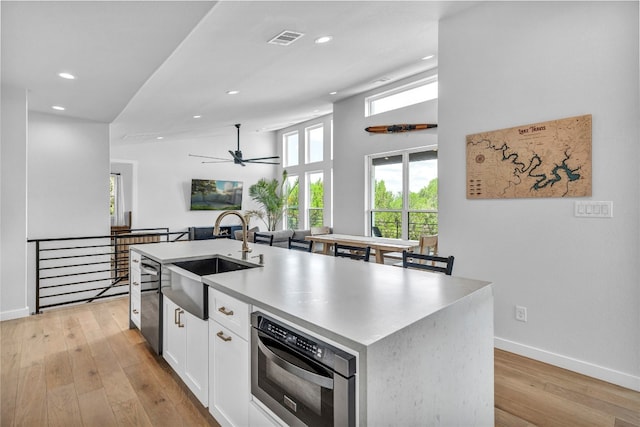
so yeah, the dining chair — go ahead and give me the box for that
[401,250,454,275]
[334,243,371,262]
[383,234,438,264]
[288,237,312,252]
[417,234,438,256]
[253,233,274,246]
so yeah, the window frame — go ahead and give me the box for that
[305,123,324,164]
[365,74,438,117]
[283,131,299,167]
[277,115,333,230]
[367,146,438,239]
[305,170,324,228]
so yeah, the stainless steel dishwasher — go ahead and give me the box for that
[139,257,162,354]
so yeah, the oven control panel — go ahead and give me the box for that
[252,311,357,377]
[263,319,324,359]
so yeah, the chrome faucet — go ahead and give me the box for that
[214,211,252,260]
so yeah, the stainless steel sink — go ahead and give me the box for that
[163,255,260,320]
[172,255,260,276]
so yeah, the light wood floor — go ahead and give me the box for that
[1,297,639,426]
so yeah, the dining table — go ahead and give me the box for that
[305,233,419,264]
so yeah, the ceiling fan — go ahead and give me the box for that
[189,123,280,167]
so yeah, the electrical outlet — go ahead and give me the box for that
[515,305,527,322]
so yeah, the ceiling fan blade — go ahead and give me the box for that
[189,154,230,161]
[200,159,233,164]
[243,155,281,161]
[244,160,281,165]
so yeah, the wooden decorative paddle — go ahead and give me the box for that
[365,124,437,133]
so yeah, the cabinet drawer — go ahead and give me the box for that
[130,250,142,267]
[130,293,141,329]
[209,288,249,340]
[130,268,142,298]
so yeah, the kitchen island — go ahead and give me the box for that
[131,238,494,426]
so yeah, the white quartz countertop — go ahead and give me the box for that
[132,239,491,352]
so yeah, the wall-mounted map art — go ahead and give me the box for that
[466,114,592,199]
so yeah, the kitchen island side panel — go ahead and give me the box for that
[365,285,494,426]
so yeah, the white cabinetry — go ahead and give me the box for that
[129,250,141,328]
[249,401,284,427]
[208,288,250,427]
[162,295,209,406]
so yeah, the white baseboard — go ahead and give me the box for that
[495,337,640,392]
[1,306,30,321]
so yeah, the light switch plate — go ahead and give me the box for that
[574,201,613,218]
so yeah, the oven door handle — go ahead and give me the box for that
[140,265,159,276]
[256,336,334,390]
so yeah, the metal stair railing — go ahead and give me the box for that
[28,228,188,313]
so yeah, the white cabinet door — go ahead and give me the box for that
[183,309,209,406]
[129,251,142,329]
[249,401,284,427]
[163,296,185,373]
[163,295,209,406]
[209,320,249,427]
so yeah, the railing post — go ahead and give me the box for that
[35,240,41,314]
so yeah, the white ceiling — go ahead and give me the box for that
[1,1,477,144]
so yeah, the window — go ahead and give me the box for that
[283,131,299,167]
[284,175,300,229]
[365,76,438,117]
[306,124,323,163]
[368,148,438,239]
[110,173,126,226]
[277,115,332,230]
[306,172,324,228]
[110,174,118,217]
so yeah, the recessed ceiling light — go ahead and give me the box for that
[193,115,202,119]
[422,55,435,60]
[156,136,164,140]
[52,105,65,111]
[226,90,239,95]
[58,72,75,80]
[329,91,337,95]
[315,35,333,44]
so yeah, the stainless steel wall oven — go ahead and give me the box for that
[251,312,356,427]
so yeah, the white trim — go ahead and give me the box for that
[495,337,640,392]
[1,306,30,321]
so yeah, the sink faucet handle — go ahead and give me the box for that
[252,254,264,265]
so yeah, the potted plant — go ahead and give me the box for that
[247,170,297,231]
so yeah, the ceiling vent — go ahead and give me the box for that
[268,30,304,46]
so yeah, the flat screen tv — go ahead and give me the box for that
[190,179,243,211]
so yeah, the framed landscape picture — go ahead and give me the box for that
[190,179,243,210]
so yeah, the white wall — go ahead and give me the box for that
[333,71,439,235]
[1,85,29,320]
[439,1,639,389]
[110,130,278,232]
[28,112,110,238]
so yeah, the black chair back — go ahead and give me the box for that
[401,250,454,275]
[334,243,371,262]
[288,237,312,252]
[254,233,274,246]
